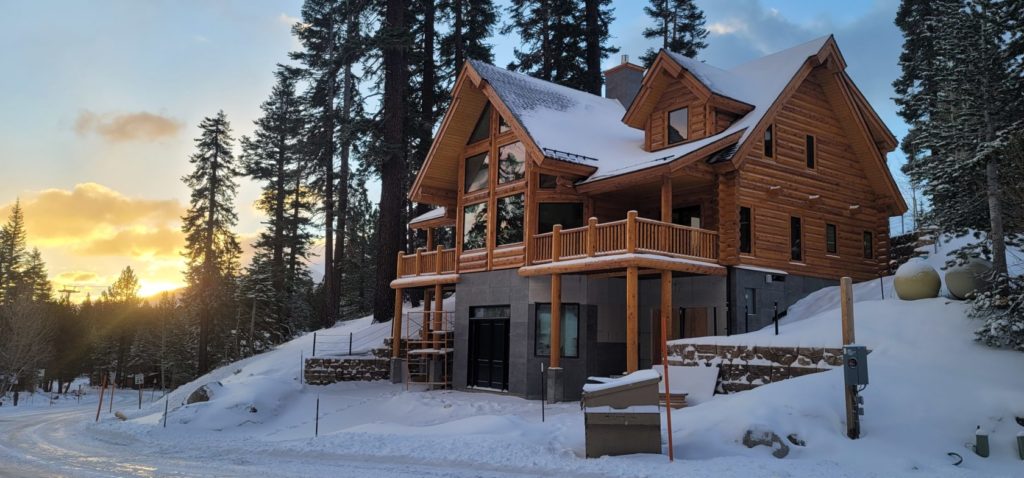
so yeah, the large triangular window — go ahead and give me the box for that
[467,104,491,144]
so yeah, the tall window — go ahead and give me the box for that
[495,194,524,246]
[535,304,580,358]
[538,203,584,233]
[863,231,874,259]
[764,125,774,158]
[790,216,803,261]
[805,135,815,169]
[468,104,491,144]
[667,107,688,144]
[464,152,489,192]
[826,223,837,254]
[497,141,526,183]
[739,206,752,254]
[463,202,488,250]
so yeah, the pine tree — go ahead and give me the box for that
[340,175,378,317]
[181,111,242,374]
[21,248,52,302]
[503,0,617,91]
[438,0,496,83]
[0,200,28,303]
[640,0,708,66]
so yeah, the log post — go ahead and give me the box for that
[550,274,562,369]
[391,288,404,359]
[552,224,562,262]
[426,228,434,250]
[661,175,672,251]
[414,248,422,276]
[396,251,404,277]
[626,210,638,254]
[840,277,860,439]
[433,283,443,348]
[421,289,432,342]
[626,266,639,373]
[435,245,444,274]
[660,269,675,461]
[586,217,597,257]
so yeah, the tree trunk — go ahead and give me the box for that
[986,156,1008,291]
[453,0,464,73]
[374,0,409,323]
[334,62,353,320]
[322,19,339,330]
[583,0,602,95]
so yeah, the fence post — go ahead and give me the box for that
[713,306,718,336]
[744,305,749,333]
[315,394,320,438]
[312,332,317,357]
[773,302,779,336]
[626,210,638,253]
[349,332,353,356]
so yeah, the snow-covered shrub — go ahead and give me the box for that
[970,275,1024,352]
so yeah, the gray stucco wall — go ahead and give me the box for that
[727,266,837,334]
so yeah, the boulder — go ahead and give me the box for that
[894,259,941,300]
[742,427,790,458]
[945,258,993,300]
[185,381,223,405]
[114,411,128,421]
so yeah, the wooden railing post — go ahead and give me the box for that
[626,210,638,254]
[396,251,404,277]
[586,217,597,257]
[552,225,562,262]
[414,248,422,276]
[435,245,443,274]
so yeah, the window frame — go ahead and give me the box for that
[805,134,816,169]
[739,206,753,255]
[463,151,490,194]
[534,303,581,358]
[467,104,492,145]
[863,231,874,259]
[825,223,838,255]
[494,193,525,247]
[461,200,489,251]
[790,215,803,262]
[496,140,526,185]
[666,107,689,145]
[763,124,775,159]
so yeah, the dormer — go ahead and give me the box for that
[623,50,753,152]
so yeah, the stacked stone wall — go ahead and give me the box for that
[304,357,390,385]
[667,343,844,393]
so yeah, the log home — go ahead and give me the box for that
[390,36,906,401]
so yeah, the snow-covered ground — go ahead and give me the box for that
[2,233,1022,477]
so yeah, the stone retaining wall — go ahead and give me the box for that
[667,343,843,393]
[304,357,390,385]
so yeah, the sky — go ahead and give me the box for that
[0,0,909,300]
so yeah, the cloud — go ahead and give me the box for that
[78,227,184,257]
[74,110,184,143]
[54,271,99,283]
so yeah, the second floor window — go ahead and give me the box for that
[790,216,803,261]
[497,141,526,183]
[464,152,489,193]
[863,231,874,259]
[463,202,488,250]
[495,194,524,246]
[826,223,837,254]
[739,206,752,254]
[667,107,688,144]
[764,125,774,158]
[805,135,816,169]
[468,104,491,144]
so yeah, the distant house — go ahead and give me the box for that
[390,35,906,401]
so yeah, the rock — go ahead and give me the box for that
[247,405,258,413]
[114,411,127,421]
[742,428,790,458]
[185,381,223,405]
[945,258,993,300]
[894,259,941,300]
[786,433,806,447]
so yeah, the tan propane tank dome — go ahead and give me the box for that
[894,259,941,300]
[945,258,993,300]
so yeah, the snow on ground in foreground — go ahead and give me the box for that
[88,272,1024,476]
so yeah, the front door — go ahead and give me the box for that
[468,318,510,390]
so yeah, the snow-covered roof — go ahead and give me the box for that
[408,207,450,229]
[467,36,831,184]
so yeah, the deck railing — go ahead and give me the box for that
[528,210,718,265]
[397,246,458,278]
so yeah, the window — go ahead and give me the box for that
[495,194,525,246]
[538,203,584,233]
[497,141,526,183]
[535,304,580,358]
[672,205,701,228]
[464,152,489,193]
[764,125,774,158]
[667,107,688,144]
[468,104,491,144]
[498,115,511,134]
[826,223,837,254]
[790,216,803,261]
[805,135,815,169]
[863,231,873,259]
[538,174,558,189]
[739,207,752,254]
[463,202,488,250]
[470,305,510,319]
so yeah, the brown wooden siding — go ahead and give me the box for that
[647,80,705,151]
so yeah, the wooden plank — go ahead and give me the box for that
[626,266,639,373]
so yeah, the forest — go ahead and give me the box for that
[1,0,1021,396]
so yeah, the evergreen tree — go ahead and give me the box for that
[340,175,378,317]
[0,200,28,303]
[438,0,496,83]
[181,111,242,374]
[21,248,52,302]
[640,0,708,66]
[502,0,617,91]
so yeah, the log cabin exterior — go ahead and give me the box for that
[391,36,906,401]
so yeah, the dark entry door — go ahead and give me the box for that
[468,318,510,390]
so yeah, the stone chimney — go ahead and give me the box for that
[603,54,644,108]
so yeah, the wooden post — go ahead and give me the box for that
[425,228,434,250]
[421,289,432,342]
[414,248,422,276]
[586,217,597,257]
[660,176,672,252]
[552,224,562,262]
[433,283,443,348]
[840,276,860,439]
[626,211,638,253]
[626,266,639,373]
[95,374,107,422]
[550,273,562,369]
[435,245,443,274]
[391,288,404,359]
[396,250,404,278]
[660,269,674,461]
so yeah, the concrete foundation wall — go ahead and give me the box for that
[728,267,837,334]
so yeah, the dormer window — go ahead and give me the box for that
[667,107,688,144]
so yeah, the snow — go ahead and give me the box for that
[896,256,940,277]
[581,369,661,393]
[651,365,719,405]
[409,206,446,226]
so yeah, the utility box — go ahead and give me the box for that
[581,370,662,458]
[843,345,869,386]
